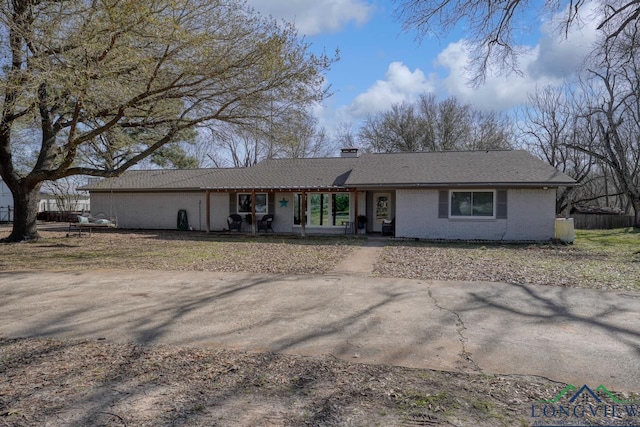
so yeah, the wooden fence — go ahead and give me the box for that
[572,214,635,229]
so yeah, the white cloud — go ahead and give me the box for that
[434,41,542,111]
[347,62,435,117]
[527,3,599,79]
[434,9,599,112]
[247,0,374,36]
[310,0,600,133]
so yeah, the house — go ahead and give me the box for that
[81,149,576,241]
[38,193,91,213]
[0,179,12,222]
[1,177,93,222]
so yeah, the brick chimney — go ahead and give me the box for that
[340,148,359,158]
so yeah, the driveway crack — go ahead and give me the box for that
[428,289,482,373]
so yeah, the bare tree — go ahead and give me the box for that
[566,28,640,226]
[437,97,472,150]
[358,94,512,152]
[210,129,261,168]
[181,129,219,168]
[333,122,359,150]
[394,0,640,82]
[209,108,334,167]
[272,112,335,159]
[466,110,515,150]
[0,0,335,241]
[359,102,430,152]
[41,177,81,213]
[519,85,596,214]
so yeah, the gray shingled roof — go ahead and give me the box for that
[79,168,245,191]
[345,150,575,187]
[243,157,360,189]
[81,150,575,192]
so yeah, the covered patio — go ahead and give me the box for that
[203,187,360,237]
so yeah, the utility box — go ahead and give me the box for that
[554,218,575,243]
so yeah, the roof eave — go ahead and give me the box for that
[201,186,356,192]
[348,181,576,188]
[86,181,576,192]
[85,187,203,192]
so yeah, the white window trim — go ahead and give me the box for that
[237,193,268,215]
[449,189,496,220]
[293,193,351,227]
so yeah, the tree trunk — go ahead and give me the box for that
[556,187,572,215]
[4,183,42,242]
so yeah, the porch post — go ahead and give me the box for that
[251,190,256,235]
[301,191,306,238]
[205,190,211,233]
[351,191,358,234]
[353,190,358,235]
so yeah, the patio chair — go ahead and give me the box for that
[381,217,395,236]
[257,214,274,233]
[227,214,242,232]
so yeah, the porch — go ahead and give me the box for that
[203,189,397,237]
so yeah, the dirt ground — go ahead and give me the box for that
[3,337,625,427]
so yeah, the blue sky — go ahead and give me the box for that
[247,0,599,131]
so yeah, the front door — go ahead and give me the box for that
[372,193,391,232]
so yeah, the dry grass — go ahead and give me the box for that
[0,227,362,275]
[1,226,637,291]
[375,229,640,291]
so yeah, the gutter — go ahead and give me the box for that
[348,181,577,189]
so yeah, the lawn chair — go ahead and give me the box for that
[382,217,395,236]
[227,214,242,232]
[257,214,274,233]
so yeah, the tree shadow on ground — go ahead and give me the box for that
[2,272,638,425]
[0,273,464,426]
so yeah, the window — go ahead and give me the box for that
[294,193,350,226]
[294,194,302,225]
[333,194,350,224]
[237,193,267,214]
[450,191,495,218]
[309,194,329,226]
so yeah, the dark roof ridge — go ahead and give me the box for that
[118,166,241,172]
[363,149,517,155]
[257,156,360,162]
